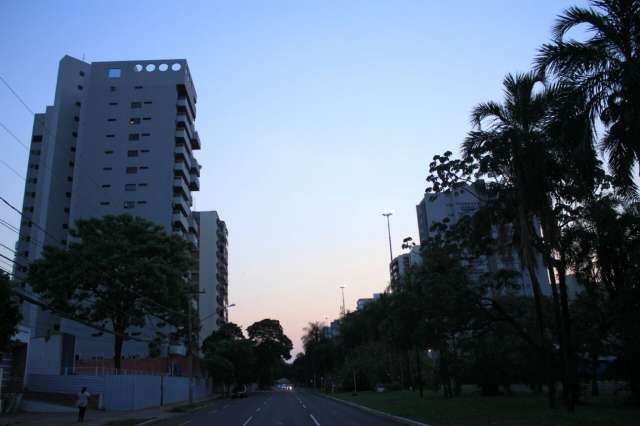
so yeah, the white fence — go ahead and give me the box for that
[25,374,211,411]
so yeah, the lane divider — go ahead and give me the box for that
[242,416,253,426]
[310,414,321,426]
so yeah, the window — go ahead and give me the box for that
[101,184,111,188]
[72,131,78,137]
[125,184,136,191]
[134,86,143,89]
[142,117,151,121]
[100,201,110,206]
[74,116,79,122]
[110,86,117,92]
[128,133,140,141]
[107,118,116,122]
[108,68,121,78]
[143,101,152,104]
[62,224,68,229]
[64,207,70,213]
[106,134,115,138]
[71,146,76,152]
[126,167,137,174]
[109,102,118,106]
[103,167,112,171]
[141,149,149,153]
[75,101,81,107]
[79,71,85,77]
[138,183,148,187]
[139,166,148,170]
[69,161,74,167]
[77,85,83,90]
[30,149,41,155]
[66,176,72,182]
[141,133,150,137]
[127,150,138,157]
[65,192,71,198]
[124,201,135,209]
[104,150,114,154]
[137,201,147,205]
[32,135,43,142]
[131,102,142,109]
[129,117,141,125]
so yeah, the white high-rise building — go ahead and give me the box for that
[14,56,203,361]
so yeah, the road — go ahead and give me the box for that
[156,390,404,426]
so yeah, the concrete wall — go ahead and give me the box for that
[25,373,211,411]
[26,336,63,375]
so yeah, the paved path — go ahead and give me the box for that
[157,390,403,426]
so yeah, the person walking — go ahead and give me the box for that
[76,386,91,422]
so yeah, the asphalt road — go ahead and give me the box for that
[157,390,404,426]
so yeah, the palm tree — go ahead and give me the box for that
[463,71,559,407]
[537,0,640,193]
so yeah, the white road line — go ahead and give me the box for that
[302,404,307,409]
[310,414,321,426]
[256,407,261,412]
[242,416,253,426]
[138,420,157,426]
[223,404,230,409]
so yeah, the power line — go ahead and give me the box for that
[0,242,16,254]
[0,120,30,151]
[0,195,63,246]
[0,158,26,181]
[0,217,19,233]
[0,75,35,115]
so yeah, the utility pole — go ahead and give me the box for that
[339,286,346,317]
[187,297,193,404]
[382,212,393,262]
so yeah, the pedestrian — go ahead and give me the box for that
[76,386,91,422]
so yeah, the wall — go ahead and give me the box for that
[26,336,63,375]
[25,373,211,411]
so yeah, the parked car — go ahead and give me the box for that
[231,385,248,398]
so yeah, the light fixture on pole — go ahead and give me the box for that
[382,211,394,262]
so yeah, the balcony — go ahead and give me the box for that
[190,156,200,177]
[189,174,200,191]
[175,129,193,152]
[173,195,191,216]
[187,231,198,247]
[172,212,189,233]
[192,131,201,150]
[177,95,196,120]
[173,178,191,203]
[174,144,192,170]
[173,160,190,180]
[188,215,199,234]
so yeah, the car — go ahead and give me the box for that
[231,385,248,398]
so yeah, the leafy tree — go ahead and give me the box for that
[27,215,192,369]
[537,0,640,192]
[248,319,293,387]
[0,272,22,349]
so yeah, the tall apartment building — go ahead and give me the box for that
[415,186,551,297]
[14,55,201,359]
[389,245,423,283]
[193,211,229,345]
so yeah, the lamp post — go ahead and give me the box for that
[339,286,346,317]
[382,212,394,262]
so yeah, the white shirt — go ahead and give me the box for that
[77,391,91,407]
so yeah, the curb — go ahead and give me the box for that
[311,392,430,426]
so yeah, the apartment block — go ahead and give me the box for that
[14,55,202,360]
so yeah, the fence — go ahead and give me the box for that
[25,374,211,411]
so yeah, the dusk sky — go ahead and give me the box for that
[0,0,586,355]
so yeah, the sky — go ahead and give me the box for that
[0,0,589,355]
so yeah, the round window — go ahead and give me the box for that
[146,64,156,72]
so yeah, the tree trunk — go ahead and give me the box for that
[114,332,124,371]
[547,264,568,404]
[415,346,424,399]
[558,263,577,411]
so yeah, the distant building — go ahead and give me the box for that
[390,245,423,283]
[194,211,229,345]
[415,186,551,297]
[330,319,341,338]
[356,293,383,311]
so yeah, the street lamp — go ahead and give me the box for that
[339,286,346,317]
[382,211,394,262]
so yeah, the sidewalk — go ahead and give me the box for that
[0,397,219,426]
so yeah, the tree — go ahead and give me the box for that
[537,0,640,192]
[28,214,192,369]
[247,319,293,387]
[0,272,22,349]
[202,322,256,394]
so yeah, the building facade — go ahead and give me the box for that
[390,245,423,283]
[193,211,229,345]
[14,55,202,359]
[415,186,551,298]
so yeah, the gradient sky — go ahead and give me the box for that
[0,0,588,355]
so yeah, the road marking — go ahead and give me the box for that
[256,407,261,412]
[138,420,157,426]
[302,404,307,409]
[223,404,230,409]
[310,414,321,426]
[242,416,253,426]
[178,421,192,426]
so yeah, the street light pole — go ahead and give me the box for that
[382,212,394,262]
[339,286,346,317]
